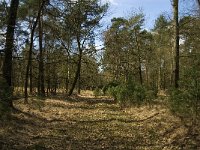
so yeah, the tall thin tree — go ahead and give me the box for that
[3,0,19,86]
[38,0,45,97]
[172,0,180,88]
[2,0,19,107]
[24,0,46,103]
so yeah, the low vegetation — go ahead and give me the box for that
[0,95,199,149]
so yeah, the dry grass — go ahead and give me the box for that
[0,96,199,150]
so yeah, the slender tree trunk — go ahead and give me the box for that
[157,66,161,91]
[78,74,81,94]
[2,0,19,107]
[170,46,174,86]
[24,0,46,103]
[145,60,149,87]
[68,35,82,96]
[3,0,19,86]
[135,30,143,85]
[197,0,200,16]
[163,60,166,90]
[66,41,71,93]
[38,6,45,97]
[30,62,33,94]
[197,0,200,8]
[65,57,70,93]
[173,0,180,88]
[28,5,33,95]
[138,56,143,85]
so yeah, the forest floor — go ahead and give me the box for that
[0,94,199,150]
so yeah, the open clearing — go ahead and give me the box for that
[0,96,199,150]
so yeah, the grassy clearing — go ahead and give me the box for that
[0,96,199,150]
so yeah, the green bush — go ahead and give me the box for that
[107,86,118,100]
[145,90,157,105]
[0,77,12,120]
[133,84,146,105]
[102,81,119,95]
[169,66,200,121]
[93,87,102,97]
[107,80,148,106]
[0,77,12,101]
[0,101,11,120]
[169,88,198,118]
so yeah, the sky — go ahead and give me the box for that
[102,0,172,30]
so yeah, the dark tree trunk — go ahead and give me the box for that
[138,56,143,85]
[197,0,200,7]
[134,29,143,85]
[65,77,69,93]
[29,61,33,94]
[68,35,82,96]
[173,0,180,88]
[2,0,19,107]
[3,0,19,86]
[78,74,81,94]
[38,7,45,97]
[24,0,46,103]
[197,0,200,16]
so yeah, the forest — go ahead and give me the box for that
[0,0,200,149]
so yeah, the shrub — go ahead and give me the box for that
[0,77,12,120]
[0,77,12,101]
[169,66,200,122]
[102,81,119,95]
[145,90,157,105]
[107,80,147,107]
[132,84,146,105]
[93,87,102,97]
[107,86,118,100]
[0,101,11,120]
[169,88,198,118]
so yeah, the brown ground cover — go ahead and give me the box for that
[0,95,199,149]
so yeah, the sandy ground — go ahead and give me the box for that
[0,96,199,150]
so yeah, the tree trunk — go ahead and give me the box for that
[2,0,19,107]
[3,0,19,86]
[145,59,149,87]
[170,46,174,86]
[197,0,200,7]
[138,56,143,85]
[38,5,45,97]
[78,74,81,94]
[68,35,82,96]
[197,0,200,16]
[24,0,46,103]
[173,0,180,89]
[135,30,143,85]
[30,61,33,94]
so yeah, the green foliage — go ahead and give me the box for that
[0,77,12,101]
[0,77,12,119]
[107,85,127,104]
[169,79,200,118]
[107,80,149,106]
[93,88,102,97]
[102,81,119,95]
[169,53,200,121]
[0,101,11,120]
[169,89,191,116]
[133,84,146,104]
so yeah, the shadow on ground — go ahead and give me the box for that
[0,96,199,150]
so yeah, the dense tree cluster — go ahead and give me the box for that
[0,0,108,103]
[102,1,200,119]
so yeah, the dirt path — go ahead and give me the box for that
[0,96,198,149]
